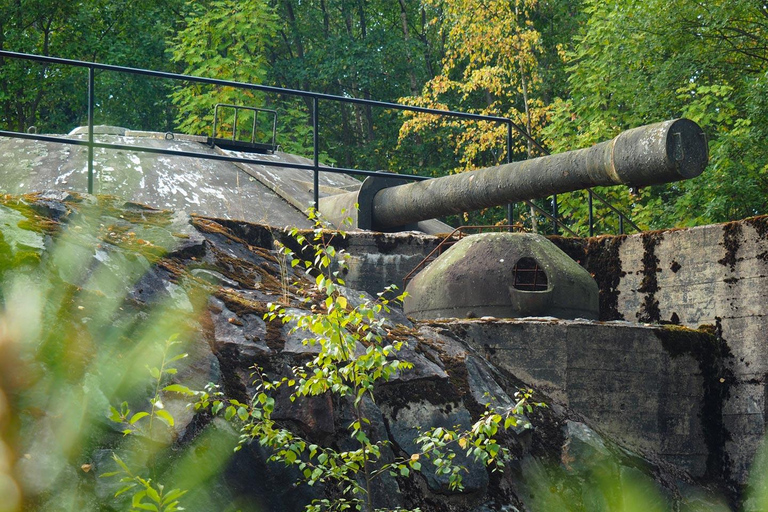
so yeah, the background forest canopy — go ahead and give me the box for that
[1,0,767,233]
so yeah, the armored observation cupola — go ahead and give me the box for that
[403,232,599,320]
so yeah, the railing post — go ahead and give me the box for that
[233,107,238,141]
[506,121,513,231]
[313,96,319,210]
[588,190,594,237]
[552,194,558,235]
[87,67,95,195]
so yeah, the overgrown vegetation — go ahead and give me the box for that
[0,198,539,511]
[190,210,541,511]
[5,196,768,510]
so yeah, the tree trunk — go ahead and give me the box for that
[398,0,420,96]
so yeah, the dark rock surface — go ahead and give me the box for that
[0,193,731,511]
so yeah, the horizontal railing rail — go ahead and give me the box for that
[0,50,638,235]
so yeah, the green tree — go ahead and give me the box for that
[0,0,182,133]
[268,0,443,170]
[168,0,279,137]
[396,0,578,227]
[546,0,768,231]
[400,0,551,169]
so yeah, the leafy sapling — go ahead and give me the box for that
[100,453,187,512]
[413,389,542,491]
[103,334,195,510]
[199,209,544,511]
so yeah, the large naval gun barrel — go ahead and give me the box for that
[319,118,708,231]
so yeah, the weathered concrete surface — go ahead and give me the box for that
[334,218,768,488]
[434,318,732,481]
[0,127,363,228]
[334,230,444,297]
[281,215,768,491]
[0,193,731,511]
[549,217,768,486]
[331,222,766,494]
[404,233,599,320]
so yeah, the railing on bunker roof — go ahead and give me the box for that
[0,50,640,237]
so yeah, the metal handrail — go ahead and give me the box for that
[211,103,278,151]
[522,199,579,237]
[586,188,643,235]
[0,50,638,235]
[0,50,521,202]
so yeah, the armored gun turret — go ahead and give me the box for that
[320,119,708,321]
[319,118,707,232]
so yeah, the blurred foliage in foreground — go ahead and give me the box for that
[0,193,219,511]
[0,193,766,511]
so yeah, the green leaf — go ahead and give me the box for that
[108,406,122,423]
[129,412,150,424]
[156,410,175,427]
[163,384,194,395]
[168,353,189,363]
[132,490,148,507]
[146,485,162,503]
[113,454,131,472]
[134,503,159,511]
[162,488,188,505]
[114,483,137,497]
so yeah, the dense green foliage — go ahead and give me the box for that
[544,0,768,231]
[1,0,767,229]
[0,0,184,132]
[169,0,279,137]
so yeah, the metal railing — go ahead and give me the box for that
[210,103,278,153]
[0,50,639,236]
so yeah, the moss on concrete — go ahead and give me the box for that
[637,231,663,323]
[718,221,743,272]
[656,323,736,498]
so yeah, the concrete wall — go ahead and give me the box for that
[339,216,768,485]
[341,231,442,296]
[565,216,768,485]
[436,319,725,480]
